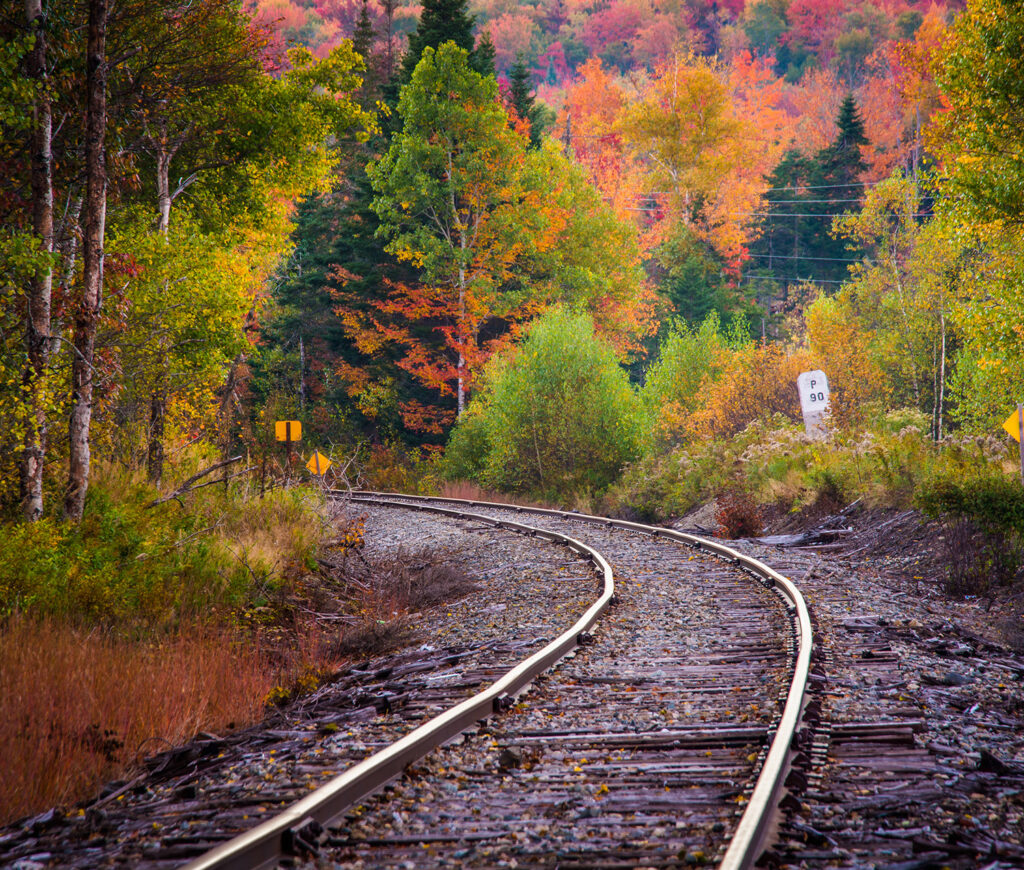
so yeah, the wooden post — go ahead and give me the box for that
[1018,403,1023,486]
[285,421,295,477]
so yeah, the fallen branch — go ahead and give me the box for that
[145,456,243,508]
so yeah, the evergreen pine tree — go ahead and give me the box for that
[749,95,869,293]
[507,54,541,147]
[748,150,823,287]
[352,0,382,106]
[401,0,477,80]
[813,94,868,279]
[820,94,869,186]
[352,0,375,60]
[473,30,496,77]
[254,167,437,445]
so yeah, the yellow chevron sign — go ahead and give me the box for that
[1003,408,1024,442]
[306,451,331,475]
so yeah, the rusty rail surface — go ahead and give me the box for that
[347,490,814,870]
[181,497,614,870]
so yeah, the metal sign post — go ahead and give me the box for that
[275,420,302,477]
[1000,405,1024,485]
[1019,403,1023,486]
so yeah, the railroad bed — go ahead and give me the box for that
[0,494,807,870]
[344,495,1024,870]
[319,496,795,868]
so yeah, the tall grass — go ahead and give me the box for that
[0,615,334,825]
[603,411,1018,523]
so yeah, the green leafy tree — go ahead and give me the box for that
[445,308,642,495]
[930,0,1024,430]
[369,43,535,416]
[934,0,1024,224]
[833,173,958,438]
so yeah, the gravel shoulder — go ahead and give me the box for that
[728,538,1024,869]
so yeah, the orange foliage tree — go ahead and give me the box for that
[621,53,767,271]
[560,58,643,228]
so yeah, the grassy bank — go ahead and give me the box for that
[0,463,337,825]
[602,410,1015,523]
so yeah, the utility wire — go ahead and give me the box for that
[740,211,932,218]
[763,197,867,204]
[745,252,868,263]
[741,275,849,284]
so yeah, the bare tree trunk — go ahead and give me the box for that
[156,145,172,233]
[21,0,53,522]
[298,335,305,411]
[936,311,946,441]
[146,385,165,487]
[456,281,465,417]
[65,0,107,521]
[147,138,171,486]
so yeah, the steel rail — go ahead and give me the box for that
[347,490,814,870]
[181,497,614,870]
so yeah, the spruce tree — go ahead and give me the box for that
[352,0,375,60]
[473,30,496,77]
[507,54,541,147]
[749,95,869,291]
[401,0,477,80]
[813,94,868,278]
[351,0,381,106]
[821,94,868,186]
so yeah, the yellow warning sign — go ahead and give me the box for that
[306,450,332,475]
[275,420,302,442]
[1003,408,1024,442]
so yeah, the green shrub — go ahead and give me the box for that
[0,466,324,628]
[917,473,1024,594]
[917,473,1024,535]
[641,313,732,421]
[444,308,643,498]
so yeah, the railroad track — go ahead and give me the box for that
[177,491,813,870]
[0,493,814,870]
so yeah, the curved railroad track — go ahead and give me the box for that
[0,492,814,870]
[178,491,813,870]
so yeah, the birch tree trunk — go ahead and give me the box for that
[65,0,108,521]
[21,0,53,521]
[146,135,171,485]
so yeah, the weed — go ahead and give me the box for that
[319,543,477,658]
[715,488,764,539]
[917,473,1024,595]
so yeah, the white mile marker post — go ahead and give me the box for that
[797,370,831,439]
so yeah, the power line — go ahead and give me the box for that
[741,274,848,284]
[740,211,933,218]
[745,252,868,264]
[763,197,866,204]
[761,180,884,192]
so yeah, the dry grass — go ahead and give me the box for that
[323,539,478,658]
[0,615,336,826]
[437,480,558,509]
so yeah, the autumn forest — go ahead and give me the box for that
[2,0,1024,827]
